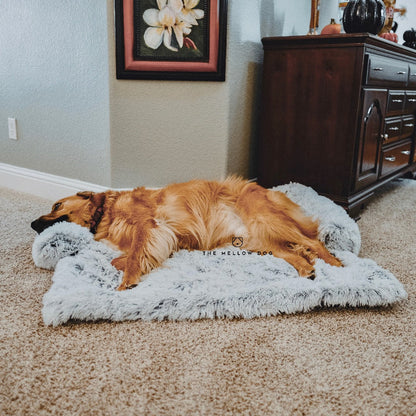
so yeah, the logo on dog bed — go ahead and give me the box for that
[232,237,244,248]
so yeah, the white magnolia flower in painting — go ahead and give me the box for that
[143,0,184,51]
[173,16,193,47]
[180,0,205,25]
[143,0,203,52]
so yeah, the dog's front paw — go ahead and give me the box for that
[298,266,316,280]
[116,272,141,291]
[306,269,316,280]
[116,282,138,291]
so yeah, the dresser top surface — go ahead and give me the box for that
[262,33,416,59]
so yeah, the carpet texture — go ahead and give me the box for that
[1,179,415,415]
[31,184,406,325]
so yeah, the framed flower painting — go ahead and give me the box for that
[115,0,228,81]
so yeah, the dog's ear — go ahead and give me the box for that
[90,192,106,208]
[76,191,95,200]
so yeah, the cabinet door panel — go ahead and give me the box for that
[355,89,387,190]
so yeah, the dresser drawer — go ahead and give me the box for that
[401,116,415,138]
[405,92,416,114]
[384,117,402,143]
[387,91,405,115]
[409,64,416,88]
[380,141,412,178]
[366,54,408,87]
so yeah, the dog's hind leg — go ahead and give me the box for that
[300,240,342,267]
[287,240,342,268]
[247,242,317,278]
[237,183,342,276]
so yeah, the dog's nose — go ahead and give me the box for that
[31,215,69,234]
[31,219,44,234]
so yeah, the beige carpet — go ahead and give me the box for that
[1,180,415,416]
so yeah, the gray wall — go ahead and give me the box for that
[394,0,416,42]
[1,0,341,188]
[0,0,111,186]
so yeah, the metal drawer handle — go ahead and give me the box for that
[396,71,406,75]
[373,67,384,71]
[408,99,416,102]
[389,126,400,131]
[392,99,403,103]
[404,123,414,128]
[401,150,411,156]
[385,156,396,162]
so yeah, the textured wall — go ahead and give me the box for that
[0,0,111,186]
[227,0,327,178]
[107,1,231,188]
[107,0,229,187]
[108,0,314,188]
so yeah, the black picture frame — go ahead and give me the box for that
[115,0,228,81]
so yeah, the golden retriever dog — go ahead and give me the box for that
[31,177,342,290]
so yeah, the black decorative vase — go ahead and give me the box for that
[403,29,416,49]
[342,0,386,35]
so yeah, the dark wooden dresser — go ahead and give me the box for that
[257,34,416,217]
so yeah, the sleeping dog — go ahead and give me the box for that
[31,177,342,290]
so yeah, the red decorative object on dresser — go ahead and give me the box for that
[257,33,416,218]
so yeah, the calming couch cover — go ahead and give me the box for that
[32,183,406,326]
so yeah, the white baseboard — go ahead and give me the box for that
[0,163,109,201]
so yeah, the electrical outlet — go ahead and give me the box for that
[8,118,17,140]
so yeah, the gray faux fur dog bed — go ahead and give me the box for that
[32,183,407,326]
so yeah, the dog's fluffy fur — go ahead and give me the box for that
[31,177,342,290]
